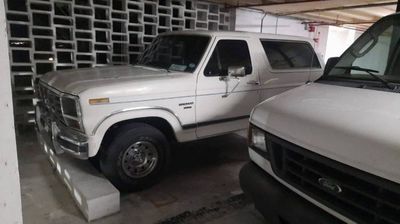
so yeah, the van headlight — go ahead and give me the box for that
[248,125,267,152]
[61,94,84,131]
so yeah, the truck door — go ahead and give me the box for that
[258,39,323,100]
[195,37,262,138]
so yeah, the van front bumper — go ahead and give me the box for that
[35,105,89,160]
[239,162,345,224]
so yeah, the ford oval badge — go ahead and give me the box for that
[318,178,342,194]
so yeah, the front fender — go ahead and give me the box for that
[87,107,189,157]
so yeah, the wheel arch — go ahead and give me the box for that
[100,117,177,150]
[88,108,185,157]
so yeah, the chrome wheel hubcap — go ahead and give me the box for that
[121,141,158,178]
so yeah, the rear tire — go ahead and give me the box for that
[99,123,170,191]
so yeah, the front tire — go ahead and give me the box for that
[99,123,170,191]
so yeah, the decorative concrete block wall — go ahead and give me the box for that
[5,0,232,130]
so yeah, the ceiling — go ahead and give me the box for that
[211,0,398,30]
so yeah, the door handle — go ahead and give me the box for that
[247,80,260,85]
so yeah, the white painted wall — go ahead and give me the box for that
[0,1,23,224]
[324,26,359,61]
[235,8,310,37]
[314,25,330,60]
[234,8,365,62]
[235,8,328,60]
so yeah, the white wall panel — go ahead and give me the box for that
[235,8,329,61]
[0,1,23,223]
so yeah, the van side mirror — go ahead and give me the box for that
[324,57,340,75]
[228,66,246,77]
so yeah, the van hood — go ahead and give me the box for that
[40,65,173,95]
[251,83,400,184]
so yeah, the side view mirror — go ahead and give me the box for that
[324,57,340,75]
[228,66,246,77]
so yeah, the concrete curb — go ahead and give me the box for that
[38,136,120,221]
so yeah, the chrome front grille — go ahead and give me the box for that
[38,83,64,123]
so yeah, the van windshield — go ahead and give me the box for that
[137,35,210,73]
[324,14,400,85]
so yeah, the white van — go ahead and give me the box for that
[36,30,323,190]
[241,13,400,224]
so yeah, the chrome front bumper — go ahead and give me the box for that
[35,104,89,160]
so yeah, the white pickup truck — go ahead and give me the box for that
[241,13,400,224]
[36,30,323,191]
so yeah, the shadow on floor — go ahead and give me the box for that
[171,133,249,172]
[17,131,264,224]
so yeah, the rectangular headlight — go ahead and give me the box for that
[248,125,268,153]
[61,94,84,131]
[61,96,79,117]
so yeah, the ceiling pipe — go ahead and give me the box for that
[226,0,326,9]
[302,20,376,26]
[304,22,368,30]
[260,11,267,33]
[303,20,372,31]
[275,16,280,34]
[259,11,280,34]
[278,1,398,16]
[334,25,367,32]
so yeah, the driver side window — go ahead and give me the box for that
[204,40,252,77]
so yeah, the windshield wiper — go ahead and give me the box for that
[136,63,171,73]
[336,66,395,90]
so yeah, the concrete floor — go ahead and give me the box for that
[18,132,266,224]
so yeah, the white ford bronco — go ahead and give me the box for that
[241,13,400,224]
[36,30,323,191]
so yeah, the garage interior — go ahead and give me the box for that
[1,0,399,223]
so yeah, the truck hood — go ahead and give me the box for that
[40,65,171,95]
[251,83,400,184]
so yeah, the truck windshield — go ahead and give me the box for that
[137,35,210,73]
[324,14,400,85]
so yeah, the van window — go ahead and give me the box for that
[352,27,392,75]
[326,15,400,84]
[261,40,321,70]
[204,40,252,76]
